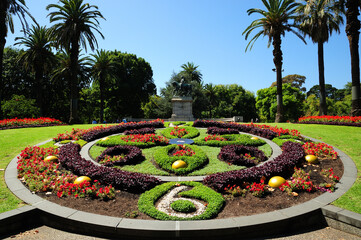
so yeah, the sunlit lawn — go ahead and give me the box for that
[0,123,360,214]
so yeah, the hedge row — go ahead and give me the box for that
[58,143,161,193]
[193,120,278,139]
[96,134,169,148]
[95,145,145,167]
[203,141,305,191]
[194,134,265,147]
[82,120,164,142]
[123,127,155,135]
[206,127,239,135]
[138,181,224,220]
[154,144,208,175]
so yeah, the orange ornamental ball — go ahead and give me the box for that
[74,176,91,185]
[172,160,187,169]
[251,136,259,140]
[305,155,318,164]
[44,155,58,163]
[101,137,110,141]
[268,176,286,188]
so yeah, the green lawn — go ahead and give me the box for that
[0,123,360,214]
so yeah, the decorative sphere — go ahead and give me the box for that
[172,160,187,169]
[268,176,286,188]
[251,136,259,140]
[44,155,58,163]
[74,176,91,185]
[101,137,109,141]
[305,155,318,164]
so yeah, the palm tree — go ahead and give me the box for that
[0,0,35,119]
[343,0,361,116]
[180,62,203,83]
[243,0,306,123]
[14,24,56,115]
[46,0,105,124]
[297,0,344,116]
[90,49,116,123]
[204,83,217,118]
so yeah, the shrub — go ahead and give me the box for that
[153,144,208,175]
[2,95,40,119]
[161,126,200,139]
[171,200,196,213]
[123,128,155,135]
[207,127,239,135]
[95,145,144,166]
[203,142,305,192]
[218,145,267,167]
[195,134,265,147]
[138,181,224,220]
[58,143,161,193]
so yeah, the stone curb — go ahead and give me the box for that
[3,135,359,239]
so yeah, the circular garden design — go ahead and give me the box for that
[16,119,344,221]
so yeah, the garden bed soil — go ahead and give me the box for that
[38,157,343,220]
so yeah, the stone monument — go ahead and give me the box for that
[169,77,194,121]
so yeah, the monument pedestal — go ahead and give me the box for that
[169,96,194,121]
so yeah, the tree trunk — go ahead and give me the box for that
[69,39,80,124]
[0,2,7,119]
[318,41,327,115]
[273,33,284,123]
[34,65,44,116]
[99,73,104,123]
[346,0,361,116]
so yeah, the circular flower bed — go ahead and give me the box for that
[95,145,144,166]
[218,145,267,167]
[194,134,265,147]
[97,134,169,148]
[161,126,200,139]
[153,144,208,175]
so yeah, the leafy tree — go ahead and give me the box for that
[256,84,305,122]
[90,49,116,123]
[106,51,156,120]
[47,0,104,123]
[307,84,338,98]
[2,94,39,118]
[270,74,306,93]
[203,83,217,118]
[297,0,344,116]
[243,0,306,122]
[14,24,56,116]
[0,0,35,119]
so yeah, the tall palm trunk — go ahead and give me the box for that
[69,39,80,124]
[273,33,284,123]
[346,0,361,116]
[0,3,7,119]
[318,41,327,115]
[99,72,104,123]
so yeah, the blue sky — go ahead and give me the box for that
[5,0,352,95]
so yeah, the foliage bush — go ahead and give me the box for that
[153,144,208,175]
[95,145,145,166]
[206,127,239,135]
[195,134,265,147]
[272,135,302,147]
[2,95,40,119]
[58,143,161,193]
[123,127,155,135]
[203,142,305,192]
[138,181,224,220]
[171,200,196,213]
[161,126,200,139]
[218,145,267,167]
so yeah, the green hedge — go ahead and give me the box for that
[272,135,302,147]
[153,144,208,175]
[138,181,224,220]
[194,134,265,147]
[96,135,169,148]
[161,126,200,139]
[171,200,196,213]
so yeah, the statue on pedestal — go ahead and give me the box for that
[171,77,192,97]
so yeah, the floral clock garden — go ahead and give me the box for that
[16,119,343,221]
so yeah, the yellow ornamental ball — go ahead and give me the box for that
[172,160,187,169]
[268,176,286,188]
[251,136,259,140]
[44,155,58,163]
[74,176,91,185]
[101,137,110,141]
[305,155,318,164]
